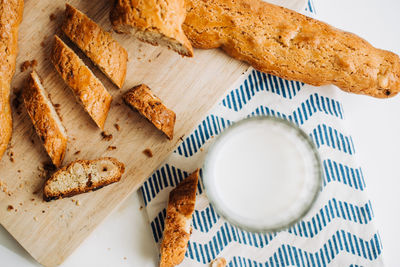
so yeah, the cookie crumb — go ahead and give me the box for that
[107,146,117,151]
[42,210,45,213]
[76,200,80,206]
[211,257,227,267]
[20,60,37,72]
[74,150,81,155]
[40,41,46,48]
[114,123,120,131]
[7,205,13,211]
[142,148,153,158]
[49,13,56,21]
[33,216,38,221]
[139,205,143,210]
[101,131,113,141]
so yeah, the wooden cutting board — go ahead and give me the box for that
[0,1,248,266]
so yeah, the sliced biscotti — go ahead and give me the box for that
[51,35,112,129]
[22,71,67,167]
[110,0,193,57]
[62,4,128,88]
[160,169,199,267]
[44,157,125,201]
[183,0,400,98]
[123,84,176,140]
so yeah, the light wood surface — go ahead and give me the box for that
[0,1,247,266]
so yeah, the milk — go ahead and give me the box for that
[204,118,321,231]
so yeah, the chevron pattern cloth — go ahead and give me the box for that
[140,1,383,266]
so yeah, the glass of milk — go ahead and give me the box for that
[203,116,322,232]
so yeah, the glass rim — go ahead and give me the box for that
[202,115,323,233]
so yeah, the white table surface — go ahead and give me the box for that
[1,0,399,266]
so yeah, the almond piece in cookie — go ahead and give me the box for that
[23,71,67,167]
[159,169,199,267]
[43,157,125,201]
[123,84,176,140]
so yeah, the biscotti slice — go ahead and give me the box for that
[62,4,128,88]
[44,157,125,201]
[110,0,193,57]
[183,0,400,98]
[52,35,112,129]
[123,84,176,140]
[22,71,68,167]
[160,169,199,267]
[0,0,24,160]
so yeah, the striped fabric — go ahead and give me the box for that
[141,1,383,266]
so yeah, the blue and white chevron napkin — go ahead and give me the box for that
[140,1,383,266]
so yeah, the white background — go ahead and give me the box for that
[1,0,399,266]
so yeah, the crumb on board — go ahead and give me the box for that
[40,41,46,48]
[114,123,120,131]
[20,59,37,72]
[0,180,12,196]
[7,205,13,211]
[107,146,117,151]
[31,198,35,201]
[33,217,38,221]
[74,150,81,155]
[17,170,21,173]
[42,210,45,213]
[142,148,153,158]
[19,202,22,206]
[76,200,80,206]
[101,131,113,141]
[49,13,56,21]
[139,205,143,211]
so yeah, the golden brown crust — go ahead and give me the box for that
[23,71,68,167]
[110,0,193,57]
[62,4,128,88]
[183,0,400,98]
[0,0,24,160]
[123,84,176,140]
[51,35,112,129]
[43,157,125,201]
[160,169,199,267]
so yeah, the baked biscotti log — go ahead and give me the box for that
[62,4,128,88]
[0,0,24,160]
[123,84,176,140]
[23,71,68,167]
[51,35,112,129]
[43,157,125,201]
[183,0,400,98]
[160,169,199,267]
[110,0,193,57]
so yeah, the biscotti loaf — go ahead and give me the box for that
[23,71,68,167]
[51,35,112,129]
[110,0,193,57]
[44,157,125,201]
[123,84,176,140]
[0,0,24,160]
[62,4,128,88]
[183,0,400,98]
[160,169,199,267]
